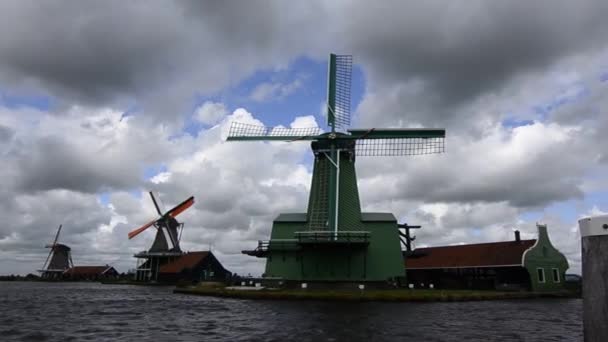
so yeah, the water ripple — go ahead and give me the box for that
[0,282,582,341]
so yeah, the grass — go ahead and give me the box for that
[100,279,175,286]
[173,286,578,302]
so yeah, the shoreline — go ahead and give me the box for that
[173,286,580,302]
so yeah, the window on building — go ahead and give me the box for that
[552,268,560,283]
[537,268,545,283]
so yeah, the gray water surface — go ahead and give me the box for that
[0,282,581,341]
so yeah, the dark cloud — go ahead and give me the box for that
[0,124,14,142]
[15,136,140,193]
[0,106,180,194]
[550,80,608,163]
[349,1,608,128]
[0,2,184,106]
[0,1,316,119]
[362,3,606,91]
[1,1,607,127]
[0,189,112,249]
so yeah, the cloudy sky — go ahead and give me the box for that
[1,1,607,276]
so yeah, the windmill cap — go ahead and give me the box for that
[311,135,356,153]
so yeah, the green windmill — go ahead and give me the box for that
[228,54,445,286]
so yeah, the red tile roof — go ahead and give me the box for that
[405,240,536,269]
[159,251,210,274]
[64,266,114,275]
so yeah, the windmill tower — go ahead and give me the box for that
[229,54,445,285]
[39,224,73,279]
[128,192,194,282]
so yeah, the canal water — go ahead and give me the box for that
[0,282,581,341]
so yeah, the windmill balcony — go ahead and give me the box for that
[295,231,370,245]
[242,231,371,257]
[242,239,300,257]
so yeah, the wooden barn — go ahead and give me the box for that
[405,224,569,292]
[64,265,119,281]
[156,251,232,283]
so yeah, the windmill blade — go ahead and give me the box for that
[177,222,184,243]
[42,224,62,270]
[149,192,163,216]
[348,128,445,156]
[162,218,180,251]
[154,191,167,214]
[166,196,195,218]
[51,224,62,246]
[128,195,193,240]
[327,54,352,130]
[128,219,157,239]
[41,248,53,271]
[227,122,321,141]
[349,128,445,139]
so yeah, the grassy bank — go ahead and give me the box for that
[174,286,578,302]
[100,279,175,286]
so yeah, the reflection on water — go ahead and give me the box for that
[0,282,581,341]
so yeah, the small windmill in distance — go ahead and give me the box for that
[39,224,73,280]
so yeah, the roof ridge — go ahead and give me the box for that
[416,239,536,250]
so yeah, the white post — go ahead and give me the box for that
[579,214,608,342]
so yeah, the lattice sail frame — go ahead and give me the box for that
[354,137,445,156]
[327,54,352,130]
[228,122,321,139]
[228,123,445,156]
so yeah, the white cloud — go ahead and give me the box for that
[194,101,228,125]
[290,115,318,128]
[250,77,304,102]
[150,171,171,184]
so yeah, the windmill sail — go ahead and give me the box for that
[227,122,321,141]
[327,54,352,130]
[349,128,445,156]
[41,224,62,270]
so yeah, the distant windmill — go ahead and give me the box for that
[128,192,194,281]
[39,224,73,279]
[231,54,445,283]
